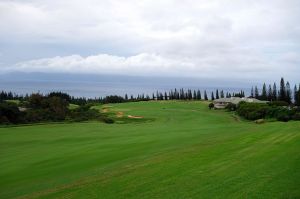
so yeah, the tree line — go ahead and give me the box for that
[1,77,299,106]
[0,89,246,104]
[0,92,113,125]
[250,77,300,105]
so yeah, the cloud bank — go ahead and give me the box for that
[0,0,300,80]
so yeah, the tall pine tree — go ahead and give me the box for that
[255,86,259,99]
[211,92,215,100]
[261,83,267,100]
[279,77,286,101]
[272,83,277,101]
[294,85,298,105]
[216,89,219,99]
[197,90,201,100]
[286,81,291,104]
[267,84,272,101]
[204,90,208,100]
[220,90,224,98]
[296,84,300,106]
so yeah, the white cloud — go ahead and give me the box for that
[11,53,195,76]
[0,0,300,81]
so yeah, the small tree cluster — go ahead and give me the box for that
[251,77,299,105]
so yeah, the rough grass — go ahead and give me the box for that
[4,100,20,105]
[68,103,79,110]
[0,101,299,199]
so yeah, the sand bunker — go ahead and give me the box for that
[116,112,124,118]
[101,108,109,113]
[128,115,144,119]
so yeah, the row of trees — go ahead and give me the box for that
[1,78,299,105]
[0,93,111,125]
[251,78,300,105]
[0,89,246,104]
[235,102,300,122]
[124,89,245,102]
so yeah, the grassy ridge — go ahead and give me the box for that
[0,101,299,198]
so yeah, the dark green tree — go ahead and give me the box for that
[164,92,168,100]
[286,81,291,104]
[204,90,208,100]
[296,84,300,106]
[197,90,201,100]
[267,84,272,101]
[220,90,224,98]
[261,83,267,100]
[254,86,259,99]
[211,92,215,100]
[272,83,277,100]
[294,85,298,105]
[216,89,219,99]
[279,77,286,101]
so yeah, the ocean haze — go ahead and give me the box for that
[1,72,255,98]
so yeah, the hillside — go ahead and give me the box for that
[0,101,299,198]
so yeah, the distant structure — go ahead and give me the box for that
[213,97,267,109]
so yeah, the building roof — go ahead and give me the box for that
[213,97,267,104]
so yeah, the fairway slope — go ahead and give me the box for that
[0,101,299,198]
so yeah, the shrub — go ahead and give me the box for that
[268,101,289,107]
[0,116,10,125]
[292,113,300,121]
[208,103,214,109]
[103,117,115,124]
[102,95,125,104]
[225,103,237,111]
[276,113,290,122]
[0,102,24,124]
[237,102,269,120]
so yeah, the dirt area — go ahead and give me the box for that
[128,115,144,119]
[101,108,109,113]
[116,112,124,118]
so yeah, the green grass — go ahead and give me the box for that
[4,100,20,105]
[0,101,299,198]
[68,103,79,110]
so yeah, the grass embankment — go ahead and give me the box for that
[0,101,299,198]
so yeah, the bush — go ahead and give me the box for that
[102,117,115,124]
[0,116,10,125]
[276,113,290,122]
[292,113,300,121]
[0,102,24,124]
[268,101,289,107]
[237,102,269,120]
[225,103,237,111]
[208,103,214,109]
[68,106,100,121]
[102,95,125,104]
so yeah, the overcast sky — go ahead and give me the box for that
[0,0,299,81]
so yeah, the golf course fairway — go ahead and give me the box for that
[0,101,299,198]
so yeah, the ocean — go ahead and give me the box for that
[0,73,253,98]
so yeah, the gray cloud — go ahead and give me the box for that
[0,0,299,81]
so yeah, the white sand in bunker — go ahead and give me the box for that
[101,108,109,113]
[116,112,124,118]
[127,115,144,119]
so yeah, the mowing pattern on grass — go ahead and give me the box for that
[0,101,299,199]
